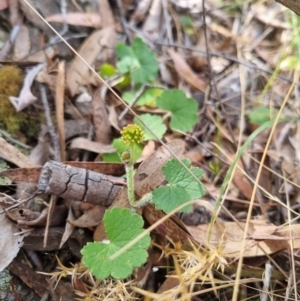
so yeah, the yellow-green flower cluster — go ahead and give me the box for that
[121,124,144,146]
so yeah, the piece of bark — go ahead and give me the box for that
[23,227,93,255]
[276,0,300,16]
[37,161,125,206]
[8,257,50,297]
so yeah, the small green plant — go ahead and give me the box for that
[120,124,145,206]
[81,124,206,280]
[247,107,279,125]
[100,39,199,162]
[81,207,150,279]
[116,38,159,85]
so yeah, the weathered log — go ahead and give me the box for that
[37,161,126,206]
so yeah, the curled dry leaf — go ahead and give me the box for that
[70,137,115,153]
[66,27,116,96]
[168,49,208,92]
[46,13,102,28]
[9,63,46,112]
[0,208,26,271]
[5,205,68,227]
[67,205,106,228]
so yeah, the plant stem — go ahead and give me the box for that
[134,192,152,208]
[125,164,135,206]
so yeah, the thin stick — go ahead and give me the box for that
[39,84,61,162]
[0,21,21,60]
[0,192,41,214]
[0,129,31,150]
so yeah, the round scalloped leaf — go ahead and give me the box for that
[134,114,167,141]
[81,207,150,279]
[116,38,159,85]
[151,158,206,214]
[156,89,198,133]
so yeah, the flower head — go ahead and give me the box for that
[120,150,131,165]
[121,124,144,146]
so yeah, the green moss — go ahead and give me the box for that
[0,66,42,139]
[0,65,26,134]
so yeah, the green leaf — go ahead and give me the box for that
[134,114,167,141]
[156,90,198,133]
[247,107,278,125]
[99,63,116,78]
[102,138,143,163]
[116,38,159,85]
[152,158,205,213]
[123,88,164,107]
[81,207,151,280]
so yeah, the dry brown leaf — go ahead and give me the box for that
[132,0,152,22]
[67,205,105,228]
[1,167,42,183]
[13,24,30,60]
[187,220,300,258]
[46,13,101,28]
[226,153,255,201]
[99,0,114,27]
[142,0,162,40]
[92,88,111,144]
[66,27,116,96]
[0,207,26,271]
[70,137,115,153]
[137,140,155,162]
[168,49,208,92]
[143,204,196,250]
[19,0,53,34]
[35,65,57,88]
[0,137,40,168]
[156,272,180,294]
[107,105,121,131]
